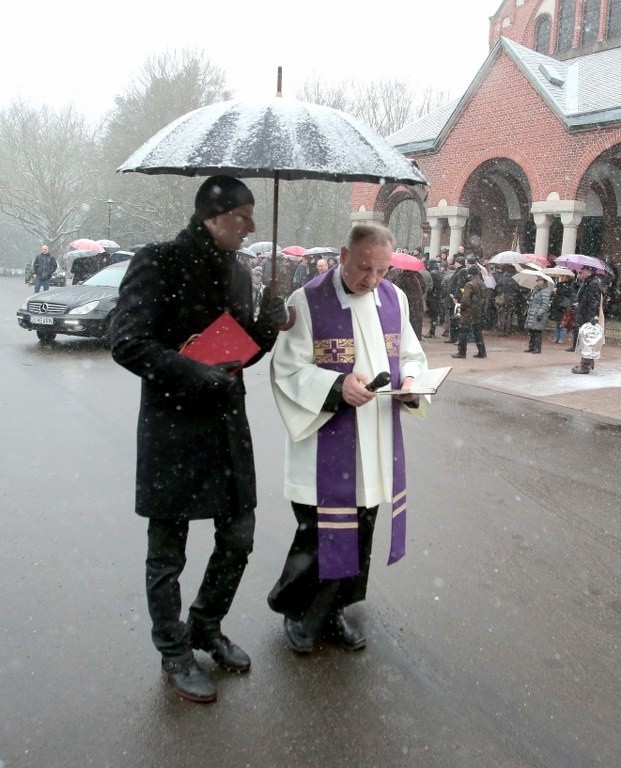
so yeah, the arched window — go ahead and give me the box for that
[582,0,601,45]
[608,0,621,38]
[557,0,577,52]
[535,15,552,53]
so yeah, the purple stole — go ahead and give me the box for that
[305,271,406,580]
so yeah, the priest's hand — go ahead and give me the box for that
[342,372,376,407]
[396,376,420,407]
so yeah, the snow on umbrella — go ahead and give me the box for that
[303,246,339,256]
[554,254,613,275]
[117,70,427,310]
[489,250,531,265]
[96,239,120,250]
[544,266,576,277]
[512,269,554,290]
[390,251,425,271]
[70,238,104,253]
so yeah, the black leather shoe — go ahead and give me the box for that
[284,616,315,654]
[323,612,366,651]
[451,352,466,358]
[197,634,251,673]
[422,333,435,338]
[444,339,457,344]
[162,654,217,703]
[473,353,487,358]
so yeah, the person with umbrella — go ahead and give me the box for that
[570,265,603,373]
[111,176,287,703]
[267,223,429,654]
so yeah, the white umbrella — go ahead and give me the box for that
[303,246,339,256]
[512,269,554,290]
[544,266,576,277]
[96,239,120,250]
[490,250,531,265]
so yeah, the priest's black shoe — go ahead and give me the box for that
[162,653,217,703]
[323,611,366,651]
[193,633,251,673]
[284,616,315,654]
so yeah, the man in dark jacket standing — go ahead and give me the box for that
[452,266,487,359]
[111,176,286,703]
[32,245,57,292]
[570,265,603,373]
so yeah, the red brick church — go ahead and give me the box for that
[351,0,621,312]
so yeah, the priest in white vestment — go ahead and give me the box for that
[268,224,429,654]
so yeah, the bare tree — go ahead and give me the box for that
[0,100,101,252]
[102,49,233,245]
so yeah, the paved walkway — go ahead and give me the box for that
[421,329,621,422]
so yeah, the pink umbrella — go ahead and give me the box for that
[282,245,306,257]
[555,254,612,275]
[390,251,425,271]
[70,238,105,253]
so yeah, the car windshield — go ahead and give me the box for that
[83,261,130,288]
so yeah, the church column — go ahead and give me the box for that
[560,210,584,255]
[533,213,553,259]
[427,216,444,259]
[349,209,385,228]
[448,211,470,256]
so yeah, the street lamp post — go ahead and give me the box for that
[107,198,114,240]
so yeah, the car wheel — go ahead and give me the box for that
[36,330,57,344]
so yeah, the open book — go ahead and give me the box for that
[377,366,452,396]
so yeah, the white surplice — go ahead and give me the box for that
[270,267,429,507]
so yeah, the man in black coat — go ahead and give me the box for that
[570,265,603,373]
[32,245,57,292]
[111,176,286,703]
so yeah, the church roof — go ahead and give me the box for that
[390,38,621,154]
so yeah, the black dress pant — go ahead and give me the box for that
[457,322,486,356]
[146,508,255,658]
[268,502,379,636]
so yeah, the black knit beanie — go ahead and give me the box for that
[195,175,255,219]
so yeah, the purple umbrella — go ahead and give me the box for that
[555,254,612,275]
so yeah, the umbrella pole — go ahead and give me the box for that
[270,172,279,293]
[269,169,295,329]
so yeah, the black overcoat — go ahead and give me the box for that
[111,216,277,521]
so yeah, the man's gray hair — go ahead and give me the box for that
[346,223,395,250]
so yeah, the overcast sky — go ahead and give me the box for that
[3,1,502,122]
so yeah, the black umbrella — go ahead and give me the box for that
[117,69,427,313]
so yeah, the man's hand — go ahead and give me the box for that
[257,294,288,328]
[342,372,376,407]
[199,361,241,391]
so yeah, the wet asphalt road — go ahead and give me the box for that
[1,278,620,768]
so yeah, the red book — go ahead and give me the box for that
[180,312,260,368]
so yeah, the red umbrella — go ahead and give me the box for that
[390,252,425,271]
[520,253,549,266]
[70,238,105,253]
[282,245,306,257]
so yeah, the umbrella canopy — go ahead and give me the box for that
[512,269,554,290]
[238,247,257,258]
[282,245,306,257]
[519,253,549,266]
[248,241,282,255]
[390,252,425,272]
[490,250,530,265]
[117,96,428,185]
[544,266,576,277]
[71,238,104,253]
[554,254,612,275]
[303,246,339,257]
[96,239,120,250]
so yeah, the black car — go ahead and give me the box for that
[17,260,130,344]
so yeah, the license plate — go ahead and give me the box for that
[31,316,54,325]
